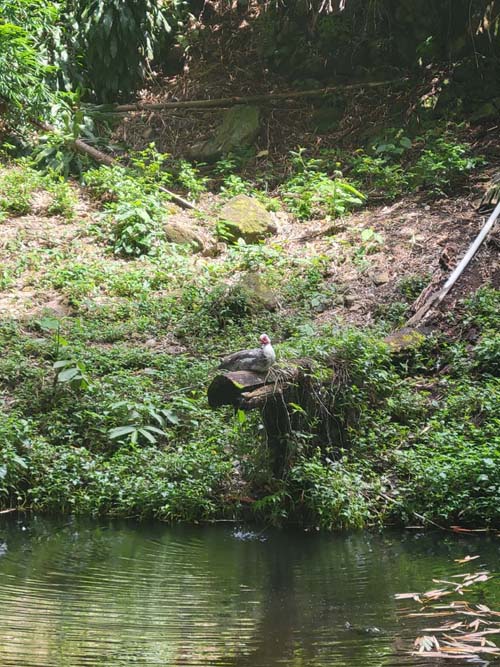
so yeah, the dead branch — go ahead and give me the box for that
[111,78,407,113]
[406,202,500,326]
[32,120,198,211]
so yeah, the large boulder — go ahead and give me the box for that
[218,194,277,244]
[189,105,260,162]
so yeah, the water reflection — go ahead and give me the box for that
[0,516,498,667]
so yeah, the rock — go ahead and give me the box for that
[188,105,260,162]
[236,272,279,311]
[218,194,277,244]
[470,102,497,122]
[384,327,426,353]
[371,271,390,286]
[164,220,204,252]
[343,294,356,308]
[35,296,72,318]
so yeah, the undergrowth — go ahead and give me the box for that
[0,128,496,530]
[0,282,498,528]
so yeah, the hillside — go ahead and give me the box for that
[1,0,499,529]
[1,122,499,528]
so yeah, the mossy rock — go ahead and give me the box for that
[188,105,260,162]
[235,272,279,311]
[384,327,426,353]
[218,194,277,244]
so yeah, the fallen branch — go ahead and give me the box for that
[111,78,407,113]
[32,120,198,211]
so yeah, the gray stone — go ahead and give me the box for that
[164,220,204,252]
[218,194,276,244]
[188,106,260,162]
[371,271,390,286]
[236,272,279,311]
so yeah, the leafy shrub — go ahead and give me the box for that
[348,128,483,201]
[105,198,165,257]
[74,0,183,102]
[474,333,500,376]
[44,174,78,218]
[410,134,481,194]
[282,149,365,220]
[394,443,500,525]
[0,20,52,123]
[371,130,412,159]
[0,165,40,214]
[350,152,408,200]
[463,286,500,332]
[27,439,232,520]
[220,174,253,199]
[0,0,77,91]
[397,274,430,301]
[106,396,189,447]
[177,281,262,338]
[288,452,371,529]
[175,160,207,201]
[84,164,144,202]
[45,261,106,305]
[32,101,96,177]
[0,413,31,507]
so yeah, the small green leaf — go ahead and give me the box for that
[138,428,156,443]
[53,359,72,369]
[38,317,60,331]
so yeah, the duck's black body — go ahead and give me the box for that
[218,335,276,373]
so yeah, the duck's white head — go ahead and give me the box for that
[259,334,271,346]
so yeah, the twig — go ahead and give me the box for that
[379,492,453,532]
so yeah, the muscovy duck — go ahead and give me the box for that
[218,334,276,373]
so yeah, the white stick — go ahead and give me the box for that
[437,200,500,303]
[407,202,500,326]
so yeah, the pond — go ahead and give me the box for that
[0,515,498,667]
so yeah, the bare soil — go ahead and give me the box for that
[1,171,498,331]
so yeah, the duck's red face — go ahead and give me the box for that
[259,334,271,345]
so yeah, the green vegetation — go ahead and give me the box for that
[1,0,499,530]
[282,149,365,219]
[0,156,498,528]
[349,129,481,200]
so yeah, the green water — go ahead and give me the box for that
[0,516,498,667]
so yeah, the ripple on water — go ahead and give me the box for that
[0,520,498,667]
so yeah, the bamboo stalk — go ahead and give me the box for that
[111,78,407,113]
[406,202,500,326]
